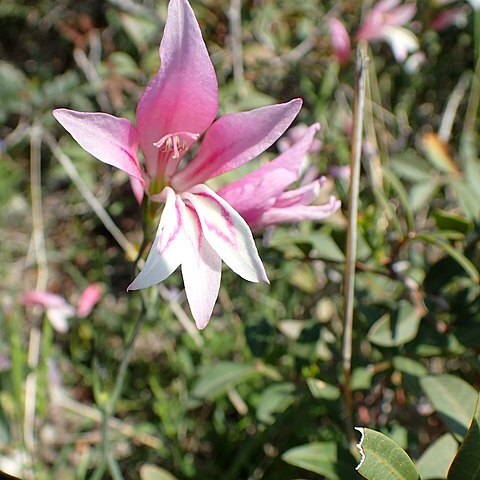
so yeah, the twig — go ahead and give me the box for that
[438,73,470,143]
[228,0,246,98]
[341,47,369,454]
[464,57,480,136]
[91,302,148,480]
[24,125,48,463]
[73,40,111,113]
[30,125,48,292]
[55,394,163,450]
[43,131,138,262]
[106,0,160,20]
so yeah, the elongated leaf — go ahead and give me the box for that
[450,179,480,219]
[433,210,472,235]
[420,375,477,439]
[416,434,458,479]
[355,428,420,480]
[282,441,357,479]
[307,378,340,400]
[448,391,480,479]
[256,382,295,424]
[416,234,480,283]
[367,301,421,347]
[191,362,259,400]
[140,465,179,480]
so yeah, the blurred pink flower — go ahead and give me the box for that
[357,0,418,62]
[277,123,322,153]
[328,18,352,65]
[53,0,302,329]
[22,291,75,333]
[430,6,469,31]
[77,283,103,318]
[218,124,340,231]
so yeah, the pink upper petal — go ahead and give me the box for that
[172,99,303,191]
[373,0,401,14]
[181,205,222,330]
[218,124,319,222]
[136,0,218,174]
[386,4,416,27]
[77,284,103,318]
[53,109,145,183]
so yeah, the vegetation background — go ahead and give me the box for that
[1,0,480,478]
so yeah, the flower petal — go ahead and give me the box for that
[130,176,145,204]
[172,99,302,191]
[53,109,145,183]
[329,18,352,65]
[77,284,103,319]
[136,0,218,174]
[183,184,268,283]
[47,305,74,333]
[259,196,341,228]
[22,291,68,309]
[274,179,324,208]
[382,26,419,62]
[218,123,319,219]
[181,205,222,329]
[128,188,183,290]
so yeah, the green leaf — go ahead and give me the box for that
[140,464,179,480]
[433,210,472,235]
[392,356,427,377]
[269,230,345,262]
[191,362,259,400]
[383,167,415,230]
[367,301,421,347]
[450,180,480,219]
[416,234,480,283]
[282,441,357,479]
[448,391,480,479]
[409,181,440,213]
[306,378,340,400]
[416,434,458,480]
[420,375,478,439]
[256,382,296,424]
[355,428,420,480]
[390,153,432,182]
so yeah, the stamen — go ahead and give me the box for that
[153,132,200,159]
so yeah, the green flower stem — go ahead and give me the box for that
[91,300,147,480]
[341,46,369,455]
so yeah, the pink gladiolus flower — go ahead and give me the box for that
[277,123,322,153]
[53,0,302,329]
[77,283,103,318]
[218,124,341,231]
[357,0,418,62]
[22,291,75,333]
[328,18,352,65]
[430,6,469,31]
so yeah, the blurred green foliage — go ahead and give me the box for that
[1,0,480,479]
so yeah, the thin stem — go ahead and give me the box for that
[43,131,139,262]
[91,301,148,479]
[229,0,247,98]
[341,47,369,453]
